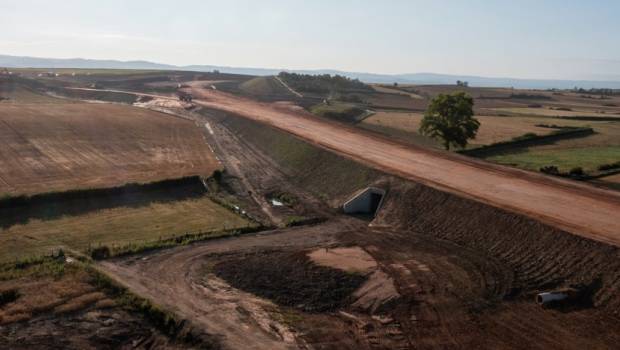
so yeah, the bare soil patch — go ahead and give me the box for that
[307,246,377,273]
[213,250,367,312]
[0,102,219,195]
[187,85,620,246]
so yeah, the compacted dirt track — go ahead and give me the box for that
[100,222,350,350]
[185,84,620,246]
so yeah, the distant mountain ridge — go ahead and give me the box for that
[2,54,620,90]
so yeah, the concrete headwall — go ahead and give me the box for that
[343,187,386,215]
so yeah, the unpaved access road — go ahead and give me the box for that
[73,85,620,246]
[184,84,620,247]
[99,221,355,350]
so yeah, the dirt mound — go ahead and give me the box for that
[375,180,620,310]
[307,246,377,273]
[213,251,367,312]
[239,76,295,100]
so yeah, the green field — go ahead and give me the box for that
[487,107,620,118]
[0,84,66,104]
[488,146,620,173]
[0,196,252,262]
[239,76,293,97]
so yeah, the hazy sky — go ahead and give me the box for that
[1,0,619,80]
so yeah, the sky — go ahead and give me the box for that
[1,0,619,80]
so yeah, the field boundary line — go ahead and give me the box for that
[274,75,303,98]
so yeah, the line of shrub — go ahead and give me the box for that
[539,164,620,181]
[460,127,595,157]
[598,161,620,171]
[554,116,620,121]
[539,165,588,180]
[284,216,326,228]
[509,93,552,100]
[534,124,582,130]
[87,225,266,260]
[0,176,205,210]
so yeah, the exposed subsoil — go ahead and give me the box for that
[55,80,620,349]
[196,107,331,225]
[184,83,620,246]
[213,251,367,312]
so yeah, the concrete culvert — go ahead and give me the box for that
[536,288,579,306]
[343,187,386,216]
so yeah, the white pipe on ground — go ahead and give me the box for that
[536,291,568,305]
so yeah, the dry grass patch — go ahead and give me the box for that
[0,196,252,262]
[0,102,219,196]
[361,112,581,146]
[0,266,96,324]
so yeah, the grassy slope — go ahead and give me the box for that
[239,76,293,98]
[222,114,380,201]
[309,101,367,123]
[0,196,251,262]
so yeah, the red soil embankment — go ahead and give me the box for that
[376,181,620,310]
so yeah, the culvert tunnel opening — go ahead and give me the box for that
[342,187,386,218]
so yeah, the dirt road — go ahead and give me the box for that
[99,222,353,350]
[184,84,620,247]
[274,76,303,98]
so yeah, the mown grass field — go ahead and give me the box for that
[359,108,620,188]
[487,107,620,118]
[487,146,620,173]
[359,112,581,146]
[0,196,252,263]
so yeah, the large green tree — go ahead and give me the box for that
[419,92,479,150]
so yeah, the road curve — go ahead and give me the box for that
[185,85,620,247]
[68,85,620,246]
[99,223,347,350]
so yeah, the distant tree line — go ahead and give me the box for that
[573,87,618,96]
[278,72,372,94]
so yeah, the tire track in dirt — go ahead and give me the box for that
[182,85,620,247]
[98,223,348,350]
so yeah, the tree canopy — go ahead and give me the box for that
[277,72,372,94]
[419,92,479,150]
